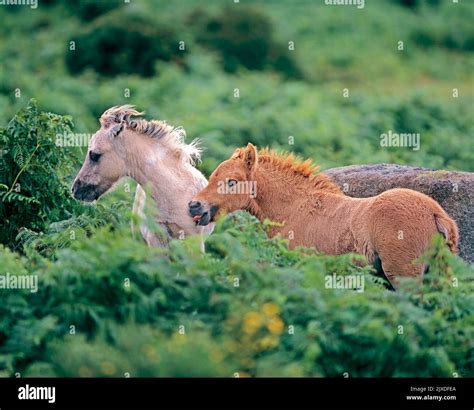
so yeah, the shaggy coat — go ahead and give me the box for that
[189,144,459,287]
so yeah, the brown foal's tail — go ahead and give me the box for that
[434,212,459,254]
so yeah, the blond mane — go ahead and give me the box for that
[257,148,342,194]
[100,105,201,165]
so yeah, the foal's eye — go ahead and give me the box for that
[89,151,102,162]
[227,179,238,188]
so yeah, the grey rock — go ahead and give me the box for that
[324,164,474,263]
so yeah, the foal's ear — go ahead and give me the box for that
[110,123,124,138]
[243,143,257,171]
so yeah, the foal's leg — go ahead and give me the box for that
[144,227,171,247]
[371,225,427,288]
[366,195,433,289]
[379,256,425,289]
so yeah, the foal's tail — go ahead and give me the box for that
[434,212,459,254]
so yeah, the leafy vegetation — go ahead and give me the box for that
[0,213,473,377]
[65,9,183,77]
[0,100,126,252]
[42,0,125,22]
[0,1,472,175]
[0,100,75,250]
[0,0,472,377]
[191,6,303,78]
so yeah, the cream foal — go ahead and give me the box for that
[72,105,213,247]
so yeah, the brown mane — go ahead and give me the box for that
[257,148,343,194]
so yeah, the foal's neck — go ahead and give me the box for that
[126,139,207,232]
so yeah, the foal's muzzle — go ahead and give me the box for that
[188,201,217,226]
[71,179,100,202]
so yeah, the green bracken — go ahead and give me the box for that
[0,0,472,378]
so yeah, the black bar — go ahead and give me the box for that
[0,378,472,410]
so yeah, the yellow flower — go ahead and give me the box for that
[243,312,263,334]
[210,350,224,363]
[224,340,239,353]
[259,335,279,349]
[141,344,157,360]
[262,303,280,316]
[100,361,116,376]
[267,316,284,335]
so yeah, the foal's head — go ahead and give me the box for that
[71,107,136,201]
[189,143,258,225]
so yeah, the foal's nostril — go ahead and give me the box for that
[189,201,202,209]
[71,179,82,194]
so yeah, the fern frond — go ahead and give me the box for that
[12,143,26,168]
[0,191,40,204]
